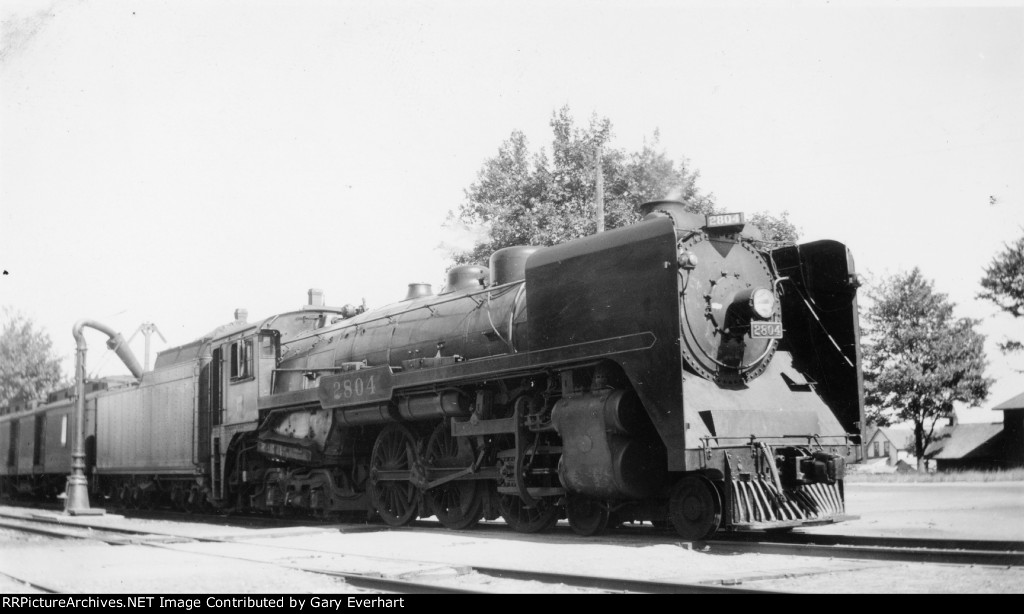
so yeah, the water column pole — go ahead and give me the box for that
[66,320,143,515]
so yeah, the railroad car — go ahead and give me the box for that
[0,200,864,539]
[0,379,129,499]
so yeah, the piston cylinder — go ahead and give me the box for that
[601,389,649,435]
[551,389,666,499]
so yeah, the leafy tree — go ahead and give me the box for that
[450,107,717,265]
[747,210,799,243]
[449,106,802,265]
[0,309,64,409]
[863,269,991,469]
[979,233,1024,354]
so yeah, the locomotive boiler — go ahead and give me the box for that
[1,200,864,540]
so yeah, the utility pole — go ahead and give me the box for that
[595,143,605,233]
[129,322,166,371]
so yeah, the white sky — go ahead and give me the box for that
[1,0,1022,424]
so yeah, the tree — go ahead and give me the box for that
[748,210,799,243]
[979,233,1024,354]
[863,269,991,469]
[0,309,65,409]
[449,107,718,265]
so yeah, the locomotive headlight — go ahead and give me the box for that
[750,288,776,319]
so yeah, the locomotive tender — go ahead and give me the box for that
[0,201,864,539]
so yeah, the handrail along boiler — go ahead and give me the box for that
[0,200,863,538]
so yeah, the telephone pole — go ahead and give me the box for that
[595,144,605,233]
[129,322,166,371]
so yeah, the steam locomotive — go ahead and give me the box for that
[0,201,864,539]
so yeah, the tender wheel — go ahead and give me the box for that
[198,489,215,513]
[127,485,142,510]
[184,487,201,514]
[424,421,483,530]
[566,494,609,536]
[171,486,186,511]
[369,424,420,527]
[115,484,131,509]
[137,487,156,510]
[669,476,722,540]
[498,494,560,533]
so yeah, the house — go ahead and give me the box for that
[920,392,1024,471]
[862,426,916,467]
[924,422,1006,471]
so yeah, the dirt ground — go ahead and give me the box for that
[806,481,1024,541]
[0,480,1021,594]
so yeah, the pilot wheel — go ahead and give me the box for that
[566,494,609,536]
[668,476,722,540]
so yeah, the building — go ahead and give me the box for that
[862,426,916,467]
[922,392,1024,471]
[923,422,1006,471]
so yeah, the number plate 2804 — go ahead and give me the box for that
[751,321,783,339]
[318,366,394,408]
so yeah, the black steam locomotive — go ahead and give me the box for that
[1,201,863,539]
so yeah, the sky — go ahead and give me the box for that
[1,0,1022,424]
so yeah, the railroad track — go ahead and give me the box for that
[397,519,1024,567]
[0,511,770,594]
[4,502,1021,592]
[705,532,1024,567]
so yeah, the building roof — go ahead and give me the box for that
[865,426,916,450]
[993,390,1024,412]
[924,423,1004,460]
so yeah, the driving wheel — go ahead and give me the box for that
[424,420,483,530]
[369,424,420,527]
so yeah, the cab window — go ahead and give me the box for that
[261,335,276,358]
[230,338,254,381]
